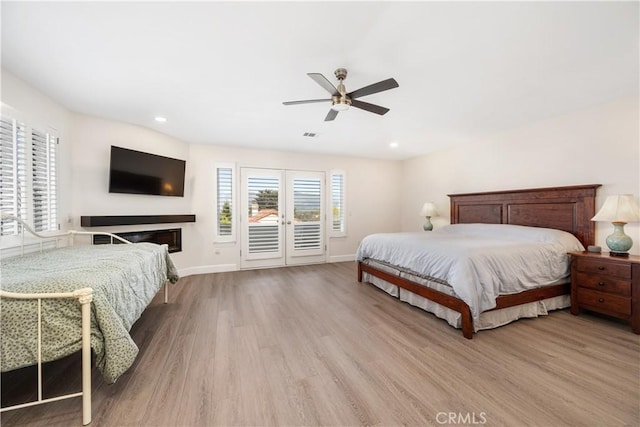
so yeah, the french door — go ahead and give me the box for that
[240,168,325,269]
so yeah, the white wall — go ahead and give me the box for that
[185,144,402,275]
[401,97,640,254]
[71,120,402,273]
[69,114,195,267]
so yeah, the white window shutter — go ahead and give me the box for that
[0,116,26,236]
[31,129,57,232]
[214,163,236,242]
[247,176,280,254]
[292,177,322,251]
[330,171,346,237]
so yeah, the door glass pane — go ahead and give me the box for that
[293,178,321,251]
[247,176,280,254]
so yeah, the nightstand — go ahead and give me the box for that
[569,251,640,334]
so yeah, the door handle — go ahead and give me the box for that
[287,221,292,225]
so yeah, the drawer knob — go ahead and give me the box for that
[598,282,605,286]
[598,298,605,303]
[597,266,606,271]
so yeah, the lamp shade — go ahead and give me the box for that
[591,195,640,223]
[420,202,438,217]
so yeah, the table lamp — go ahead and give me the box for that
[420,202,438,231]
[591,194,640,257]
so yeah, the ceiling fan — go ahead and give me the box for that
[283,68,399,121]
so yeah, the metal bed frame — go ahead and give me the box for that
[0,212,169,425]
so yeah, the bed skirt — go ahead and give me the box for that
[361,261,570,332]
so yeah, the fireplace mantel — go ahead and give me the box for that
[80,214,196,227]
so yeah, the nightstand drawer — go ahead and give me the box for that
[575,272,631,296]
[576,258,631,279]
[577,288,631,317]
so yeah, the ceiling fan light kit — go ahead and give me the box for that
[331,100,351,112]
[283,68,399,121]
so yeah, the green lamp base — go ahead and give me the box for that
[606,222,633,257]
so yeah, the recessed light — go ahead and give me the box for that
[155,116,167,123]
[389,142,399,148]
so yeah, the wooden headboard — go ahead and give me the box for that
[448,184,601,247]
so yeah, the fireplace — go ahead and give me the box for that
[93,228,182,253]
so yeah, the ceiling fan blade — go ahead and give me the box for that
[351,99,390,115]
[308,73,339,96]
[347,78,399,99]
[283,99,331,105]
[324,109,338,121]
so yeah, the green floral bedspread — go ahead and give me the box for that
[0,243,179,384]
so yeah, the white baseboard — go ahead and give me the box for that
[178,263,238,277]
[328,254,356,263]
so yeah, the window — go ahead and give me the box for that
[214,163,235,242]
[1,116,27,236]
[0,115,58,236]
[31,129,57,232]
[330,171,346,237]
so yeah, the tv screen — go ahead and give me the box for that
[109,146,186,197]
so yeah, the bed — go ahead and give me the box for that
[357,184,601,339]
[0,213,179,424]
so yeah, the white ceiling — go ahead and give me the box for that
[1,1,638,160]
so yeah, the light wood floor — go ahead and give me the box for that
[2,262,639,426]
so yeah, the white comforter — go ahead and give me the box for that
[355,224,584,320]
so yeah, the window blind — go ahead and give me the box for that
[293,178,322,251]
[31,129,57,232]
[247,176,280,254]
[216,167,233,236]
[0,117,26,236]
[331,172,346,236]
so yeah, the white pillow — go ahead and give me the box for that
[437,223,585,250]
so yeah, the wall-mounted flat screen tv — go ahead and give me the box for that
[109,146,186,197]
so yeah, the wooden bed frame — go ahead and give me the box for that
[357,184,601,339]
